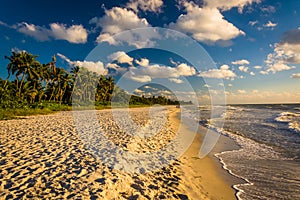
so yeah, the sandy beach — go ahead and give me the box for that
[0,107,237,199]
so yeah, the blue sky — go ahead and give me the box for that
[0,0,300,104]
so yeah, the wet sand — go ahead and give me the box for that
[0,107,237,199]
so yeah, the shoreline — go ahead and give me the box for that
[169,107,241,199]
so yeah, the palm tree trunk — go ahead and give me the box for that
[19,69,27,97]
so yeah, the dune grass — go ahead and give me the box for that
[0,103,154,120]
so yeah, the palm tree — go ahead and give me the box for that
[48,67,65,102]
[5,51,41,99]
[58,72,73,103]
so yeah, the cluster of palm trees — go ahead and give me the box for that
[1,51,116,106]
[0,51,181,109]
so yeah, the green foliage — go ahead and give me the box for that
[0,50,189,120]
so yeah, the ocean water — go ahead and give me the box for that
[185,104,300,200]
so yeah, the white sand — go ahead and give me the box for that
[0,107,235,199]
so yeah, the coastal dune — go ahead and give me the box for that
[0,107,235,199]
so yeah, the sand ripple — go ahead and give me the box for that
[0,108,193,199]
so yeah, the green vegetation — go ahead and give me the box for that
[0,51,184,120]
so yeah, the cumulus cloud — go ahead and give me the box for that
[291,73,300,78]
[125,72,151,83]
[90,7,149,34]
[134,89,144,93]
[135,58,150,67]
[106,63,127,74]
[275,43,300,64]
[168,1,245,44]
[16,22,87,43]
[250,71,255,76]
[264,21,277,28]
[125,62,196,82]
[203,0,261,13]
[17,23,50,41]
[249,20,258,26]
[264,28,300,73]
[107,51,133,65]
[232,59,250,65]
[265,45,297,73]
[57,53,107,75]
[237,89,246,94]
[239,66,249,72]
[254,65,262,69]
[266,61,295,73]
[127,0,163,13]
[273,28,300,64]
[89,7,160,48]
[176,63,196,76]
[169,78,183,84]
[259,71,269,75]
[197,65,236,79]
[260,5,276,13]
[50,24,88,43]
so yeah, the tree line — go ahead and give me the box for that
[0,51,181,109]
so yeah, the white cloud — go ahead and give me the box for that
[232,59,250,65]
[254,65,262,69]
[203,0,261,13]
[250,71,255,76]
[228,83,233,87]
[237,89,246,94]
[125,72,151,83]
[176,63,196,76]
[134,89,144,93]
[50,23,87,43]
[18,22,50,41]
[90,7,159,48]
[265,46,296,73]
[272,43,300,64]
[90,7,149,34]
[127,0,163,13]
[107,51,133,65]
[169,78,183,84]
[57,53,107,75]
[168,1,245,44]
[197,65,236,79]
[259,70,269,75]
[135,58,150,67]
[0,20,9,27]
[264,21,277,28]
[265,28,300,73]
[260,5,276,13]
[17,22,87,43]
[266,61,295,73]
[291,73,300,78]
[106,63,127,73]
[249,20,258,26]
[125,62,196,82]
[238,66,249,72]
